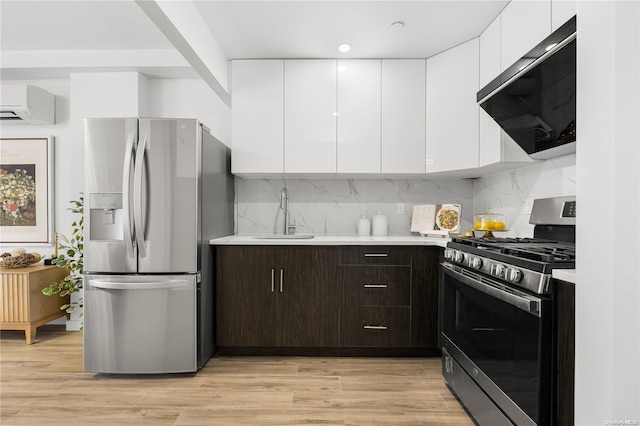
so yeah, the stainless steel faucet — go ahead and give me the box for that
[280,187,296,235]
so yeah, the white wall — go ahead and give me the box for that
[148,78,230,146]
[0,79,73,256]
[474,153,576,237]
[575,1,640,424]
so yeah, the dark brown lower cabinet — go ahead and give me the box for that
[340,306,411,347]
[216,244,442,353]
[556,279,575,426]
[216,246,277,346]
[410,246,441,348]
[216,246,338,347]
[338,262,412,347]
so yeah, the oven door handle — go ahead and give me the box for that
[442,263,541,317]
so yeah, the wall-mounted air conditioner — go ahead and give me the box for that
[0,85,56,125]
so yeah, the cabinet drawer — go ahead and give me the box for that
[339,246,411,265]
[340,306,410,347]
[340,266,410,306]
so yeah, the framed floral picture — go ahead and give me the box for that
[0,137,54,244]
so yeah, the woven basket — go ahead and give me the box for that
[0,252,42,269]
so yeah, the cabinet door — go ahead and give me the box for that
[479,16,503,167]
[341,306,411,347]
[337,59,381,173]
[425,38,480,173]
[500,0,551,71]
[340,266,411,307]
[277,247,339,347]
[381,59,426,174]
[231,60,284,174]
[410,246,440,348]
[216,247,278,346]
[479,15,501,89]
[284,60,337,174]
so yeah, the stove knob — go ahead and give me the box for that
[507,268,522,283]
[444,249,454,260]
[493,264,506,278]
[454,251,465,263]
[470,257,483,270]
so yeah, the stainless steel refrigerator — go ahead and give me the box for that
[83,117,233,374]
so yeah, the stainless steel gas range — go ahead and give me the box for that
[439,196,576,426]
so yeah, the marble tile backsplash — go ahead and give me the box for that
[474,153,577,237]
[236,179,474,236]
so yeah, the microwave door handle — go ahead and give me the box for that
[442,263,541,316]
[122,132,136,259]
[133,134,148,259]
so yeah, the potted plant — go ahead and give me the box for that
[42,197,83,319]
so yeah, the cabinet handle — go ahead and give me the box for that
[271,268,275,293]
[363,325,388,330]
[363,284,388,288]
[279,269,284,293]
[364,253,388,257]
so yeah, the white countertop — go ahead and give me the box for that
[552,269,576,284]
[210,235,450,247]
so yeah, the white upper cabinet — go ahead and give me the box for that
[284,59,337,174]
[479,16,501,89]
[337,60,381,174]
[479,17,503,167]
[426,38,480,173]
[500,0,551,71]
[552,0,577,31]
[381,59,426,174]
[231,60,284,174]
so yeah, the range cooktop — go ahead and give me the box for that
[448,237,575,274]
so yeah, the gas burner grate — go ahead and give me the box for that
[499,246,575,263]
[451,236,575,264]
[452,236,558,247]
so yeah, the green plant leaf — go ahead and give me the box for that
[42,195,84,320]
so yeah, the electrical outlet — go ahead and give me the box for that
[524,198,534,214]
[397,203,405,215]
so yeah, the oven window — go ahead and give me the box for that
[441,269,551,423]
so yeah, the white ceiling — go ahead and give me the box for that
[0,1,173,51]
[1,0,508,58]
[195,1,509,59]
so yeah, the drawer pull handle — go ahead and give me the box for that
[363,325,388,330]
[363,284,388,288]
[364,253,388,257]
[271,268,275,293]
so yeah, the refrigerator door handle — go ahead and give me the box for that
[133,134,148,258]
[122,132,137,259]
[91,280,188,290]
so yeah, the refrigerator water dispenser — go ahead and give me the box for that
[89,193,124,241]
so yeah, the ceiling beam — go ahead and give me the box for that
[0,49,197,80]
[135,0,231,108]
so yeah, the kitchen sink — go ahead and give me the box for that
[253,235,315,240]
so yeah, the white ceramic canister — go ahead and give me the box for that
[371,211,388,236]
[357,216,371,236]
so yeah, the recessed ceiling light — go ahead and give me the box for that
[390,21,405,31]
[338,42,352,53]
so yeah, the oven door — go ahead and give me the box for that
[439,262,552,426]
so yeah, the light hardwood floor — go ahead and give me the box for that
[0,327,474,425]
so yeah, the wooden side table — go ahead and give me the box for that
[1,264,70,344]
